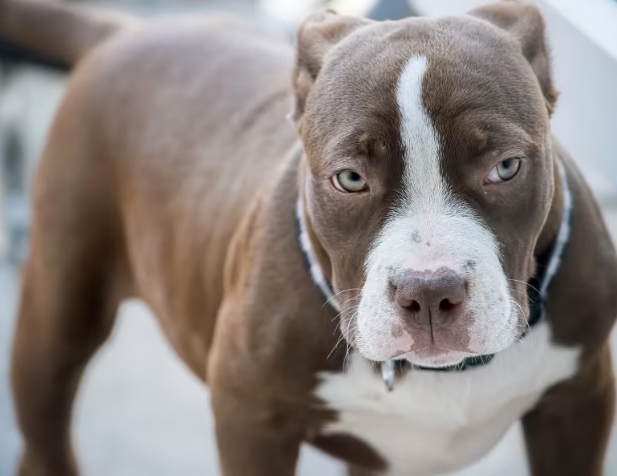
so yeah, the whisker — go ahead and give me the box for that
[322,287,362,310]
[507,279,540,294]
[327,332,347,360]
[508,288,529,298]
[510,298,531,339]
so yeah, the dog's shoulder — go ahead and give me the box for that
[548,143,617,351]
[210,147,342,387]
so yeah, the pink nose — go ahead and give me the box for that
[391,268,467,331]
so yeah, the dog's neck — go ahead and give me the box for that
[295,158,338,309]
[535,148,568,257]
[295,197,340,312]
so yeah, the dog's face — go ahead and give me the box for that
[294,2,557,367]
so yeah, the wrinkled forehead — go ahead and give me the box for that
[302,15,549,159]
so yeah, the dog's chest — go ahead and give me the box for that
[315,324,580,475]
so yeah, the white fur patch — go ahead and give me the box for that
[355,55,516,365]
[316,323,580,475]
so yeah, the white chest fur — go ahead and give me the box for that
[315,323,580,476]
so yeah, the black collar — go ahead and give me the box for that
[296,161,573,388]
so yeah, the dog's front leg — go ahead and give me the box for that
[211,387,303,476]
[208,302,305,476]
[522,345,615,476]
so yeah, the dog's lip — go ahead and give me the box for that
[386,346,478,365]
[403,349,473,368]
[389,343,477,359]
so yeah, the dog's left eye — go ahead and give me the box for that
[332,170,368,193]
[486,158,521,183]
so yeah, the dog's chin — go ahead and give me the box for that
[401,349,472,368]
[354,329,519,368]
[354,343,473,368]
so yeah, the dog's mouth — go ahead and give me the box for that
[348,322,516,368]
[390,346,482,369]
[342,293,522,366]
[358,329,488,368]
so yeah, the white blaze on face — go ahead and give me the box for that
[355,55,517,365]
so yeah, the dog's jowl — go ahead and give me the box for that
[3,0,617,475]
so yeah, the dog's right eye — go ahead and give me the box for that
[332,170,368,193]
[485,157,522,184]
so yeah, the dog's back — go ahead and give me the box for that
[80,18,299,373]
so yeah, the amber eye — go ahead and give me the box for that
[332,170,368,193]
[486,158,521,183]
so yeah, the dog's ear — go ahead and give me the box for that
[470,1,558,114]
[292,10,370,126]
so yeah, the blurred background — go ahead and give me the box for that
[0,0,616,474]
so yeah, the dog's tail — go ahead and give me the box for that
[0,0,139,68]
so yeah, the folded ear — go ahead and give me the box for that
[292,10,370,126]
[470,1,558,114]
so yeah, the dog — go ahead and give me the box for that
[2,0,617,474]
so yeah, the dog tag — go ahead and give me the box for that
[381,360,396,392]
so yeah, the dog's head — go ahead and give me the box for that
[294,1,558,367]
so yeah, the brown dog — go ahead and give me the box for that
[2,0,617,474]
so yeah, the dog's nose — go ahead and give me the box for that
[391,268,466,330]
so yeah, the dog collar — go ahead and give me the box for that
[295,160,572,391]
